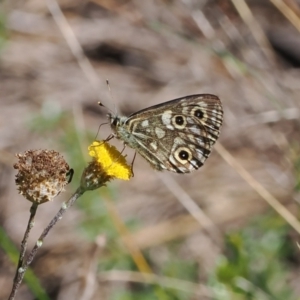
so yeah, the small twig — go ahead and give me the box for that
[269,0,300,33]
[157,173,222,245]
[215,143,300,234]
[232,107,300,128]
[230,0,278,66]
[79,236,106,300]
[45,0,104,102]
[104,198,153,274]
[99,270,213,298]
[8,188,84,300]
[11,203,38,290]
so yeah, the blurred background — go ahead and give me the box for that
[1,0,300,299]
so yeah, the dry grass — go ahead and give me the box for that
[1,0,299,299]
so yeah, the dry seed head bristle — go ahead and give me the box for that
[14,150,70,204]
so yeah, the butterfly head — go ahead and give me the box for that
[108,113,132,143]
[108,113,120,130]
[108,113,128,131]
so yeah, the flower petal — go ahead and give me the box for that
[88,141,132,180]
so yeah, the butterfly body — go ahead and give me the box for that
[108,94,223,173]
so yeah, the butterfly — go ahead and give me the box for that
[108,94,223,173]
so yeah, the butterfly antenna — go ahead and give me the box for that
[96,80,119,140]
[106,79,118,115]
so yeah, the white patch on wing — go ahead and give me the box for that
[161,110,172,125]
[141,120,149,127]
[150,141,158,150]
[190,126,201,135]
[196,149,208,162]
[187,117,193,123]
[188,163,195,170]
[155,127,166,139]
[195,138,206,146]
[182,107,189,114]
[169,155,177,166]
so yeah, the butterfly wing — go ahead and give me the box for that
[121,94,223,173]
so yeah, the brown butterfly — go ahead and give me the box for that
[108,94,223,173]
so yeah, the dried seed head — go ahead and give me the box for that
[14,150,70,204]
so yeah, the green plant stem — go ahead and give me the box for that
[10,203,38,294]
[8,187,85,300]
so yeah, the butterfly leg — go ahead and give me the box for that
[109,144,127,167]
[94,122,109,140]
[104,134,115,142]
[117,143,126,155]
[130,152,137,177]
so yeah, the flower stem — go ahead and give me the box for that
[10,203,38,298]
[8,187,85,300]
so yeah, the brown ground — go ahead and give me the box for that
[1,0,300,299]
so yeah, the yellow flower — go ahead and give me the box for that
[80,140,132,191]
[89,141,132,180]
